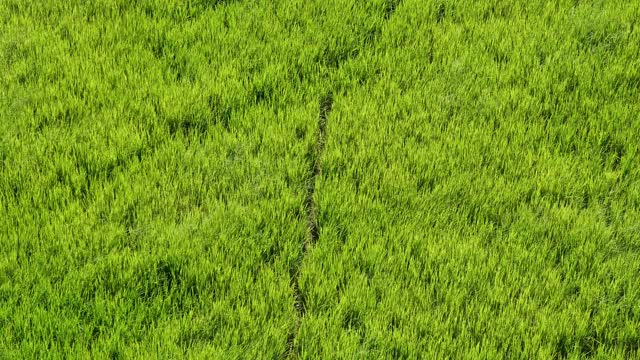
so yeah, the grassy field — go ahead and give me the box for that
[1,0,639,358]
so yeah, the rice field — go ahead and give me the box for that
[1,0,639,358]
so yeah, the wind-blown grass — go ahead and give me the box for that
[1,0,639,358]
[300,0,640,358]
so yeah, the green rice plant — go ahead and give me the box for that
[1,0,639,358]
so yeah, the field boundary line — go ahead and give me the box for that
[286,93,333,359]
[285,1,404,356]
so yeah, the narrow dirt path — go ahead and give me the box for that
[286,93,333,358]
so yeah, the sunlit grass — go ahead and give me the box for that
[1,0,639,358]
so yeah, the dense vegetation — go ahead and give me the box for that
[1,0,639,358]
